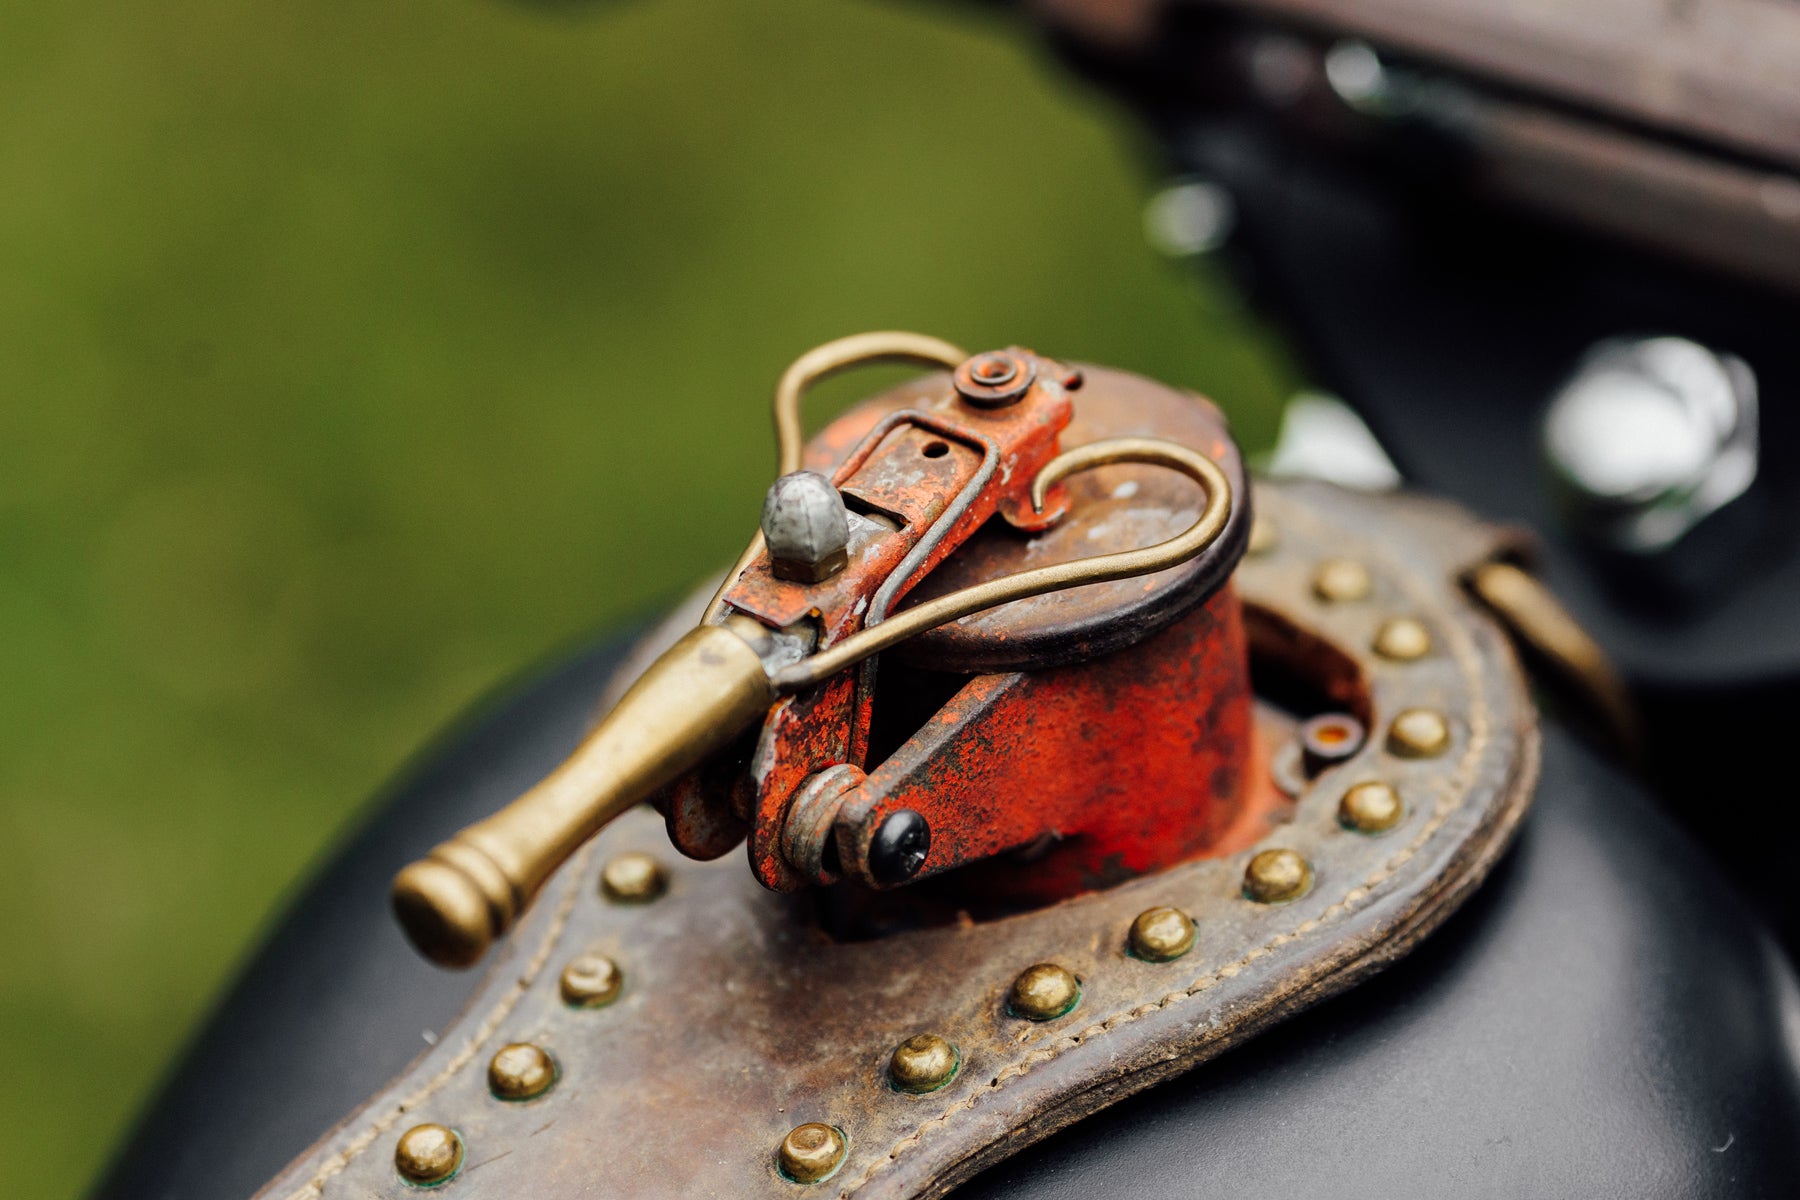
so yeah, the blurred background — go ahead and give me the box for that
[0,1,1299,1195]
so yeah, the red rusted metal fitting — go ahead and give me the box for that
[657,352,1260,916]
[954,350,1036,407]
[831,585,1259,906]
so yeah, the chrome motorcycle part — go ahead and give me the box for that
[1542,335,1758,555]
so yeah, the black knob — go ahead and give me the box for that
[869,809,931,885]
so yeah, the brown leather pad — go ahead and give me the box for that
[259,480,1537,1200]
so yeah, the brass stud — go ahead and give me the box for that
[777,1122,848,1184]
[1372,617,1432,661]
[394,1123,464,1186]
[601,851,667,903]
[1244,849,1313,904]
[1312,558,1372,603]
[1339,781,1404,834]
[1248,514,1278,556]
[1128,906,1197,962]
[560,952,623,1008]
[1387,708,1452,758]
[487,1042,557,1101]
[1007,962,1081,1021]
[888,1033,960,1094]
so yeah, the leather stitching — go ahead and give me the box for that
[278,841,598,1200]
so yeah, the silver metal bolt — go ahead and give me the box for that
[761,472,850,583]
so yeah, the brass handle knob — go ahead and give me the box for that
[391,624,774,966]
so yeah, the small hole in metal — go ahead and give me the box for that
[922,441,949,458]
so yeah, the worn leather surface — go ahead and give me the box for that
[242,480,1536,1200]
[960,724,1800,1200]
[93,617,1800,1199]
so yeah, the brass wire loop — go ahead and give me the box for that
[703,331,968,624]
[770,331,969,477]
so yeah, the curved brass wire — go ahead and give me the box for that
[770,437,1233,693]
[771,331,968,475]
[702,331,969,624]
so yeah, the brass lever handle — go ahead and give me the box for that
[392,437,1231,968]
[391,624,774,966]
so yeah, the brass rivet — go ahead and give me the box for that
[601,851,667,903]
[487,1042,557,1101]
[1339,781,1404,834]
[1372,617,1432,661]
[1248,515,1278,556]
[560,952,623,1008]
[1387,708,1452,758]
[888,1033,960,1094]
[395,1123,464,1186]
[777,1122,848,1184]
[1244,849,1313,904]
[1007,962,1081,1021]
[1312,558,1372,603]
[1128,906,1197,962]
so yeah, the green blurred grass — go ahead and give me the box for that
[0,1,1298,1194]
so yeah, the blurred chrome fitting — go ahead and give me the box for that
[1143,179,1236,259]
[1542,336,1758,555]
